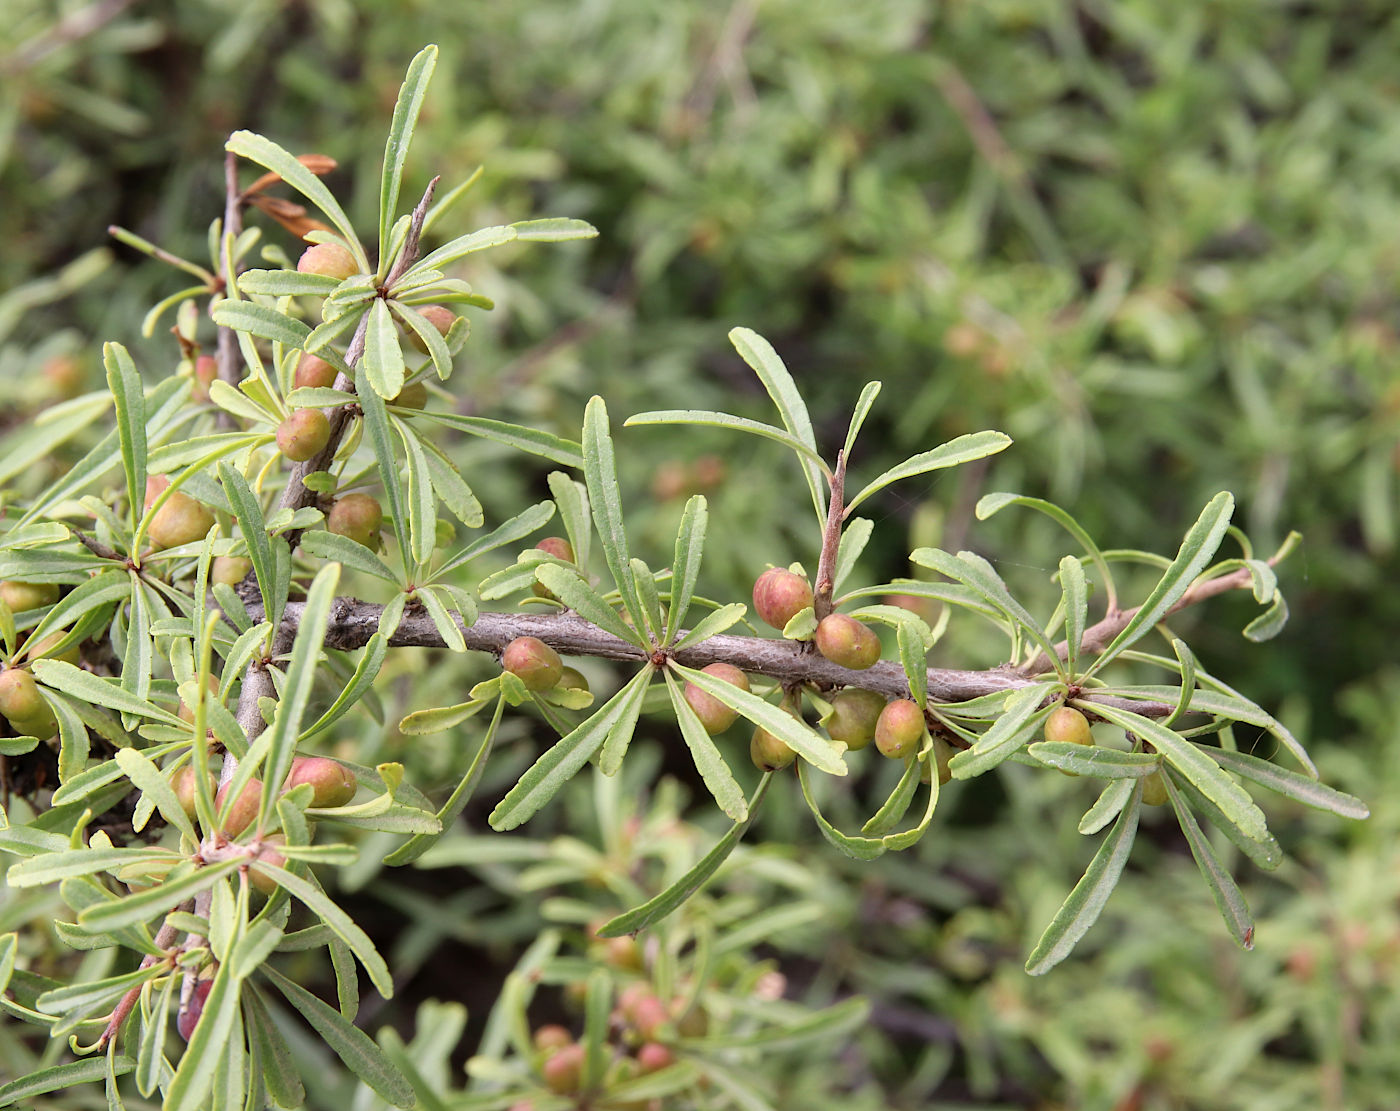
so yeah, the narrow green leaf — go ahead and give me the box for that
[210,300,311,351]
[598,773,772,936]
[546,470,590,571]
[356,364,411,558]
[672,661,846,775]
[1090,702,1269,844]
[415,411,582,467]
[116,748,196,842]
[833,516,873,595]
[413,224,516,272]
[31,661,182,725]
[237,268,339,297]
[1026,786,1140,974]
[1028,743,1160,778]
[1088,492,1235,674]
[363,299,406,399]
[842,382,882,460]
[298,531,397,582]
[1166,768,1283,871]
[164,958,240,1111]
[594,664,654,775]
[1166,638,1197,727]
[393,417,436,566]
[663,670,747,820]
[243,987,306,1109]
[1165,776,1253,948]
[535,564,644,647]
[583,397,647,632]
[796,761,885,860]
[1060,555,1087,676]
[379,46,438,264]
[218,462,280,626]
[847,431,1011,513]
[433,499,556,579]
[226,131,365,269]
[490,669,653,831]
[897,620,927,706]
[670,603,747,651]
[1079,778,1135,834]
[948,685,1052,778]
[624,410,829,471]
[421,441,484,527]
[910,547,1060,665]
[976,492,1118,611]
[1206,749,1369,819]
[665,495,707,643]
[1243,591,1289,642]
[728,327,825,523]
[78,859,242,931]
[510,217,599,241]
[390,301,454,379]
[861,757,921,836]
[102,343,146,531]
[415,586,466,652]
[0,1058,136,1108]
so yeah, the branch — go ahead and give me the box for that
[812,449,845,623]
[1017,561,1281,677]
[214,150,244,391]
[247,596,1176,719]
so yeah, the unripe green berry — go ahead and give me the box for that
[0,669,56,736]
[814,613,881,670]
[1141,771,1169,807]
[1044,706,1093,747]
[407,305,458,353]
[502,636,563,691]
[390,381,428,409]
[874,699,923,759]
[0,581,59,613]
[23,631,79,665]
[532,1025,573,1054]
[542,1043,585,1094]
[752,567,813,631]
[296,242,358,280]
[294,352,338,390]
[683,662,749,734]
[277,408,331,462]
[283,756,356,807]
[148,490,215,550]
[215,778,263,836]
[750,724,795,772]
[824,688,885,750]
[211,556,252,587]
[327,493,383,549]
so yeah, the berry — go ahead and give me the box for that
[750,725,795,772]
[752,567,813,631]
[390,381,428,409]
[42,355,85,399]
[143,474,169,511]
[192,354,219,400]
[148,490,215,550]
[250,835,286,896]
[326,493,383,549]
[170,765,212,819]
[215,778,263,836]
[531,536,575,600]
[296,242,358,280]
[814,613,881,670]
[1141,771,1169,807]
[683,663,749,734]
[875,699,923,759]
[178,979,213,1042]
[502,636,563,691]
[1044,706,1093,747]
[407,305,458,352]
[0,581,58,613]
[0,669,56,736]
[276,408,331,462]
[283,756,356,808]
[211,556,252,587]
[630,994,671,1040]
[532,1025,573,1054]
[542,1043,585,1094]
[636,1042,673,1074]
[23,631,79,665]
[294,352,338,390]
[824,688,886,750]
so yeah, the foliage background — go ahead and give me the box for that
[2,1,1397,1107]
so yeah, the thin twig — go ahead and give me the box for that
[95,908,185,1050]
[214,151,243,390]
[813,450,845,622]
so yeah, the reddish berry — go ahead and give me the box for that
[750,725,795,772]
[0,581,58,613]
[283,756,356,807]
[277,408,331,462]
[813,613,881,670]
[752,567,813,631]
[542,1043,585,1094]
[683,662,749,734]
[148,491,215,550]
[296,242,358,280]
[294,352,338,390]
[502,637,563,691]
[215,778,263,836]
[636,1042,673,1073]
[327,493,383,549]
[178,979,213,1041]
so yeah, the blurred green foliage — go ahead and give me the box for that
[2,1,1396,1107]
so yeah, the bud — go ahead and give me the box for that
[283,756,356,808]
[277,408,331,462]
[874,699,923,759]
[327,493,383,549]
[294,352,338,390]
[813,613,881,670]
[0,581,59,613]
[502,636,563,691]
[824,688,885,750]
[750,724,795,772]
[296,242,358,280]
[752,567,813,631]
[215,778,263,836]
[683,663,749,734]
